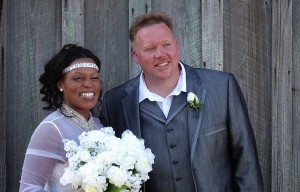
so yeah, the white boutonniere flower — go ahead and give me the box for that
[187,92,204,115]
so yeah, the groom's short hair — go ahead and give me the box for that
[129,12,174,43]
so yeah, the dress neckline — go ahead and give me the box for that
[60,103,95,132]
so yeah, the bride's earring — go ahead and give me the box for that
[59,88,63,92]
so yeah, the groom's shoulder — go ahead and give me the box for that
[186,64,232,80]
[105,76,139,95]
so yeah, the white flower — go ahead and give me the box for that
[60,127,155,192]
[107,166,128,187]
[187,92,198,103]
[136,151,154,174]
[120,156,136,170]
[59,169,82,189]
[187,92,204,114]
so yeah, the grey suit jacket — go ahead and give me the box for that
[100,63,263,191]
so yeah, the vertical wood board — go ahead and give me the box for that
[3,0,61,191]
[292,0,300,191]
[202,0,223,70]
[62,0,84,46]
[223,1,272,190]
[0,0,5,190]
[271,1,294,191]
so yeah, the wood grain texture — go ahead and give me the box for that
[62,0,84,45]
[0,0,5,190]
[202,0,223,70]
[292,1,300,191]
[223,0,272,190]
[272,1,295,192]
[3,0,61,191]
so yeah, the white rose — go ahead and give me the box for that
[120,155,136,170]
[95,151,115,167]
[187,92,198,102]
[107,166,128,187]
[135,156,152,173]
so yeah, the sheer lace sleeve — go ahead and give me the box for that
[19,111,103,192]
[19,120,66,192]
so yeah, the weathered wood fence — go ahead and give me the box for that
[0,0,299,191]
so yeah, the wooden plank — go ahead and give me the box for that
[62,0,84,46]
[128,0,151,78]
[84,0,129,94]
[0,0,6,190]
[292,1,300,191]
[223,1,272,191]
[271,1,294,191]
[3,0,61,191]
[202,0,223,70]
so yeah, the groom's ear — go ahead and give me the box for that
[131,48,140,64]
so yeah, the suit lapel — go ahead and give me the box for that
[140,99,166,123]
[185,65,206,159]
[166,92,186,125]
[121,77,142,138]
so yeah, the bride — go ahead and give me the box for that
[19,44,104,191]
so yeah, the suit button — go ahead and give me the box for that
[170,144,176,148]
[175,177,182,181]
[167,128,173,132]
[172,160,179,165]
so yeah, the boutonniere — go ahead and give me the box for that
[187,92,204,115]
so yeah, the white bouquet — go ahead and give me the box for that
[60,127,155,192]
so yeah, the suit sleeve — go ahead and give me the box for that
[99,92,109,127]
[227,74,264,191]
[100,90,128,137]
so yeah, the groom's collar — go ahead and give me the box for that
[181,61,204,86]
[138,61,187,103]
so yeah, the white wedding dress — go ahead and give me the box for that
[19,108,103,192]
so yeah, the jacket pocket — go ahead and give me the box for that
[203,122,226,136]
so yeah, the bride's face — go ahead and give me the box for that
[57,58,101,118]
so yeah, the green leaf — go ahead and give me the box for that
[106,183,128,192]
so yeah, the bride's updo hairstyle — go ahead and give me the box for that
[39,44,101,110]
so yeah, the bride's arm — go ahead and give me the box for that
[19,154,58,192]
[19,121,66,192]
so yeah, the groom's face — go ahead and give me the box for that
[132,23,179,82]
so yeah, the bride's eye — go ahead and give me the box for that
[91,76,99,80]
[72,76,83,81]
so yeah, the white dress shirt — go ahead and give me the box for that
[139,62,187,118]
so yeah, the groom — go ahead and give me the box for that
[101,12,263,191]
